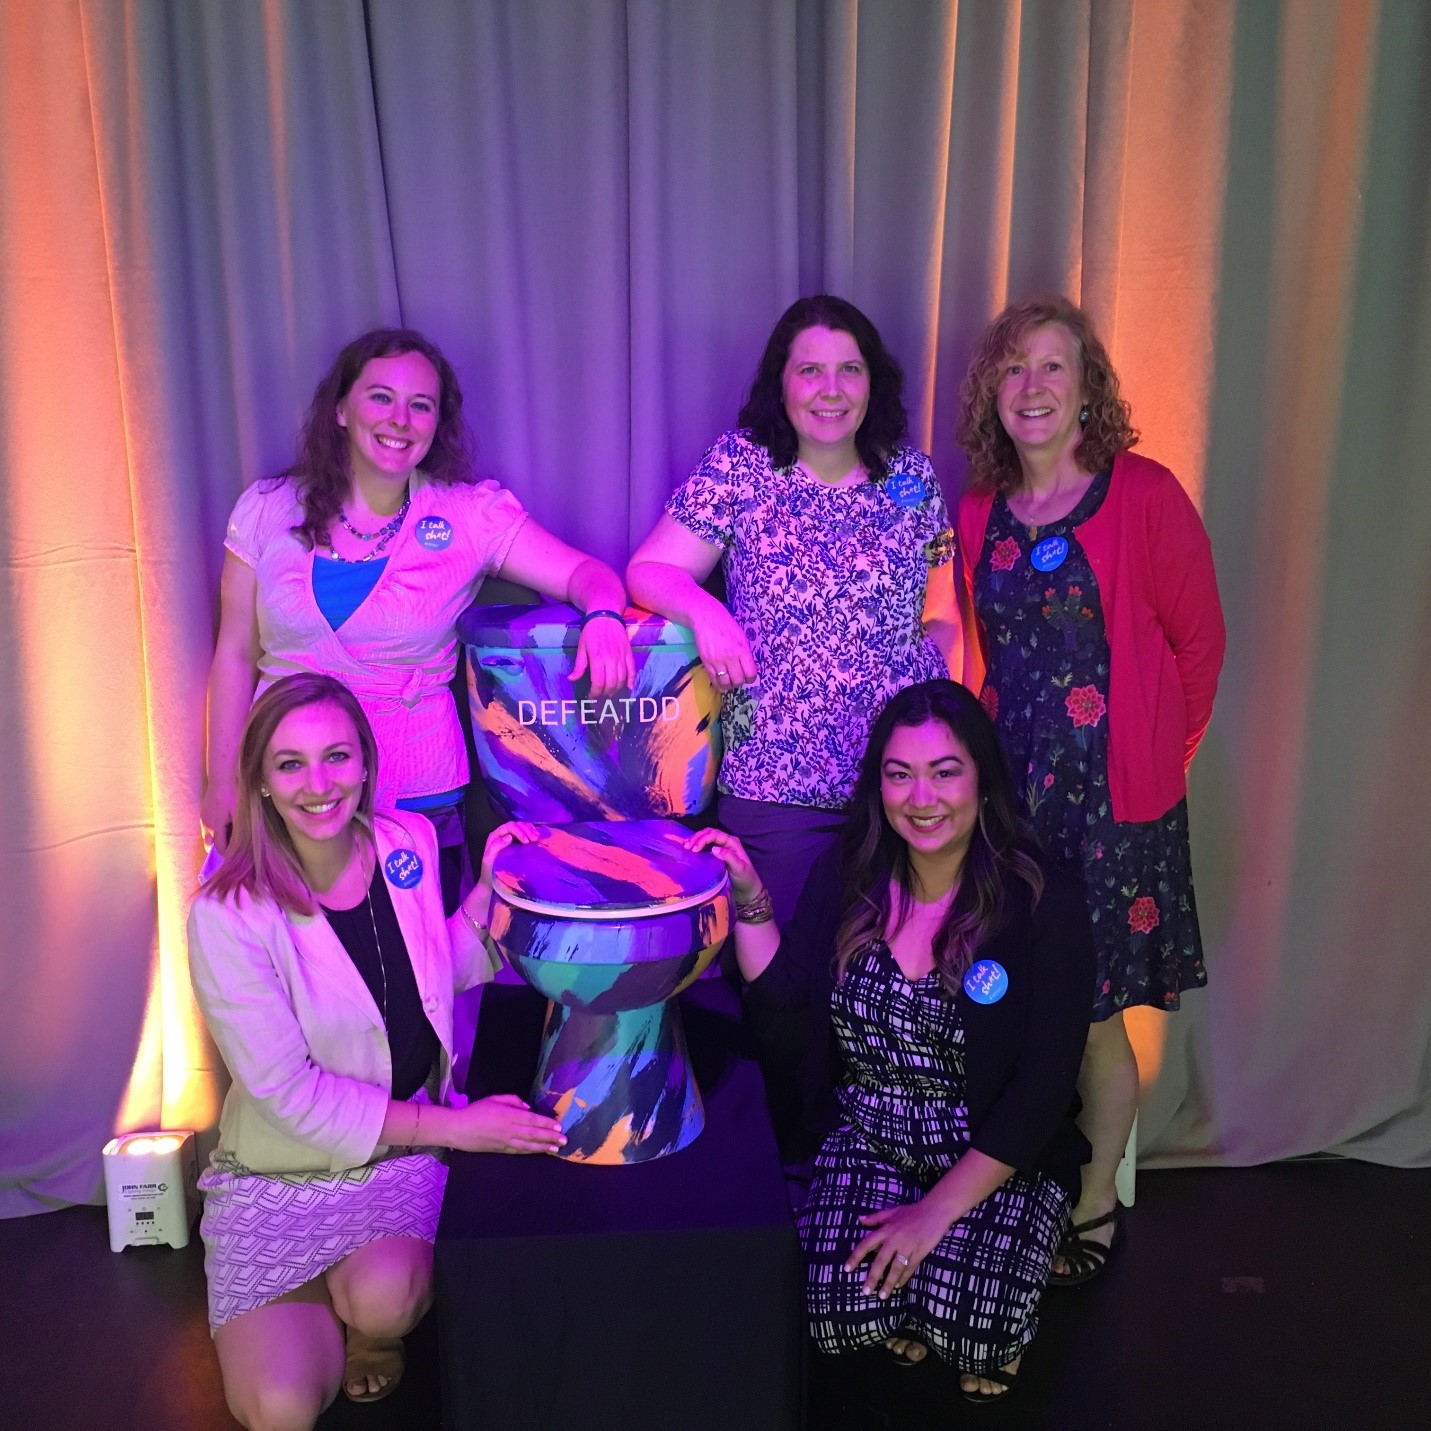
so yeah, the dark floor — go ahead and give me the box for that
[2,1159,1428,1430]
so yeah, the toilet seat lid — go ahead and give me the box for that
[491,819,728,917]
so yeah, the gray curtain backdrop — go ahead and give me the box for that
[2,0,1427,1213]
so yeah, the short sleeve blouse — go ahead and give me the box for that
[666,430,953,809]
[225,472,527,805]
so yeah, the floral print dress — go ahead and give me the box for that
[974,471,1206,1020]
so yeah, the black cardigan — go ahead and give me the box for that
[743,846,1095,1200]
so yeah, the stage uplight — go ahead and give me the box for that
[100,1131,199,1252]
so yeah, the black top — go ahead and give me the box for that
[323,864,439,1102]
[743,845,1095,1198]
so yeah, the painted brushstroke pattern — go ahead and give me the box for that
[459,603,722,822]
[488,819,732,1163]
[493,819,725,913]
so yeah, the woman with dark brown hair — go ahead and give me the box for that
[689,680,1093,1405]
[955,296,1225,1283]
[627,296,958,928]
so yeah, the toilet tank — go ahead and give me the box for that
[458,603,722,823]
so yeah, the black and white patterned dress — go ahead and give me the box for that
[798,943,1070,1373]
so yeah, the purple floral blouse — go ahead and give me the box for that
[666,430,953,809]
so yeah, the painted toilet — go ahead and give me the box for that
[457,603,729,1164]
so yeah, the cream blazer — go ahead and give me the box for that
[187,812,496,1175]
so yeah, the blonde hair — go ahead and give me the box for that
[202,674,378,915]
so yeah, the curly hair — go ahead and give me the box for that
[955,296,1138,494]
[278,328,476,550]
[737,295,908,482]
[201,673,379,916]
[834,680,1044,999]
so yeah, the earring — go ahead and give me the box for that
[260,787,271,798]
[1078,405,1090,426]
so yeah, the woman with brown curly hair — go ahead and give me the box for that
[201,329,634,911]
[954,296,1225,1284]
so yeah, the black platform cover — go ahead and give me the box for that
[436,979,805,1430]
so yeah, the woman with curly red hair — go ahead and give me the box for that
[954,297,1225,1283]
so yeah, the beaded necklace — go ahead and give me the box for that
[327,489,410,563]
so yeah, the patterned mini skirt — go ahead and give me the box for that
[198,1149,447,1331]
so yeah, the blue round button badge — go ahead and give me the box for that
[1030,535,1069,572]
[963,959,1009,1005]
[884,471,929,509]
[415,517,454,551]
[384,849,424,889]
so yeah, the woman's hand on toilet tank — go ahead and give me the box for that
[570,611,637,698]
[689,604,757,692]
[444,1094,568,1155]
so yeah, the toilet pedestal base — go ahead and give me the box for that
[528,994,704,1164]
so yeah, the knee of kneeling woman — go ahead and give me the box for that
[228,1377,334,1431]
[331,1256,434,1338]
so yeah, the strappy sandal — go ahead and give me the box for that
[960,1363,1020,1406]
[343,1327,405,1403]
[1049,1202,1125,1288]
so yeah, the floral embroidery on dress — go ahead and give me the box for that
[973,469,1206,1019]
[1127,896,1161,935]
[667,430,953,809]
[1065,685,1107,730]
[990,536,1021,573]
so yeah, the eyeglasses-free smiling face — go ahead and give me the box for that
[262,701,367,854]
[335,349,441,487]
[781,324,871,464]
[879,718,981,868]
[995,321,1086,466]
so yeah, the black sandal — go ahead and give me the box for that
[883,1334,926,1367]
[960,1364,1019,1406]
[1049,1203,1124,1288]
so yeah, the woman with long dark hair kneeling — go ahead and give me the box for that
[689,680,1093,1404]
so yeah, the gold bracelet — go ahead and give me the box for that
[735,886,774,925]
[413,1102,423,1146]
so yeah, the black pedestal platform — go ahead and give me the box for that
[435,979,804,1431]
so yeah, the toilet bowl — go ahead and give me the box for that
[459,603,728,1163]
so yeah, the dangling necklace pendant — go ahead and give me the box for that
[363,885,390,1030]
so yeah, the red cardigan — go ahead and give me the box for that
[957,450,1225,823]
